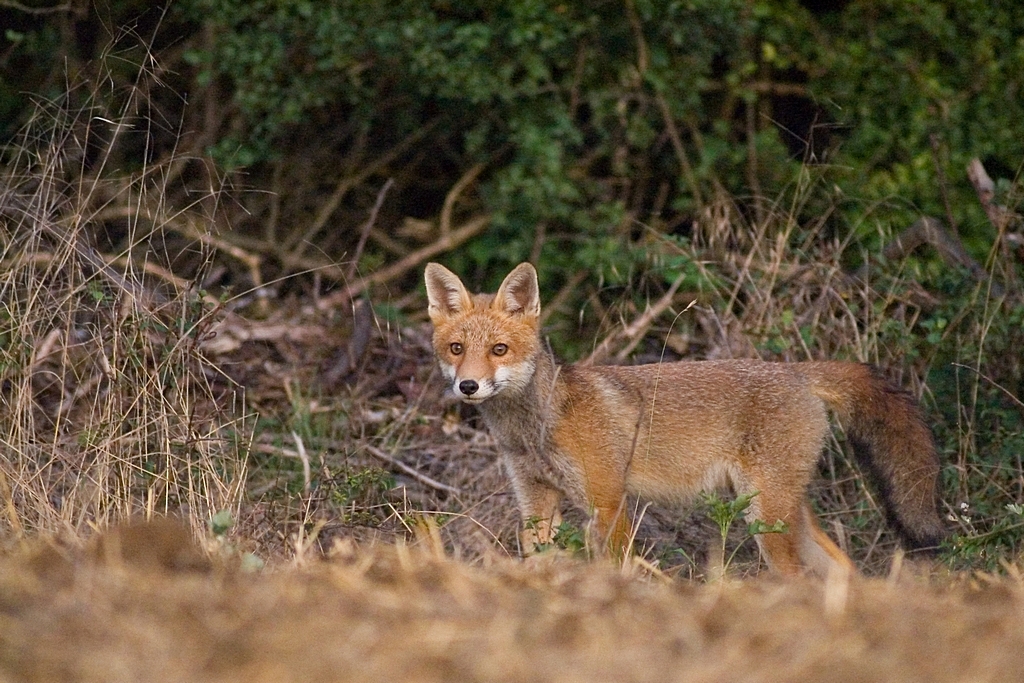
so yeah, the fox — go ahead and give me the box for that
[424,261,946,576]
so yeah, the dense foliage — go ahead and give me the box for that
[3,2,1022,278]
[183,0,1024,274]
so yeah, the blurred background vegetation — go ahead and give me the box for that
[1,0,1022,571]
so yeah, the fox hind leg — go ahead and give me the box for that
[798,503,856,577]
[748,510,805,575]
[747,495,856,576]
[738,474,818,576]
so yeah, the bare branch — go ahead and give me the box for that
[320,214,491,309]
[290,120,439,256]
[363,445,461,495]
[968,158,1014,234]
[0,0,70,14]
[440,163,485,238]
[859,216,1001,297]
[93,203,265,289]
[346,178,394,281]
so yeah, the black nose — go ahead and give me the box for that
[459,379,479,395]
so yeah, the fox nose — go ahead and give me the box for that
[459,379,479,396]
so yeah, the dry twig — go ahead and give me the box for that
[363,445,462,496]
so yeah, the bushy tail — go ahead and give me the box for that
[802,362,947,553]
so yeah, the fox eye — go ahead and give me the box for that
[492,343,508,356]
[449,342,463,355]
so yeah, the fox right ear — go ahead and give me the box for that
[494,262,540,318]
[425,263,472,321]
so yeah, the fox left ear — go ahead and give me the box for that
[494,262,541,318]
[425,262,473,321]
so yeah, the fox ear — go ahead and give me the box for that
[494,262,540,318]
[425,262,473,321]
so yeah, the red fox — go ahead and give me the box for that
[424,261,946,576]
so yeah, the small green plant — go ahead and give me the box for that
[703,490,788,578]
[333,467,394,506]
[947,501,1024,572]
[328,466,395,527]
[209,509,234,537]
[748,519,789,535]
[552,521,587,555]
[208,509,265,572]
[527,518,587,556]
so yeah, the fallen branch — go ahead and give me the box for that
[248,440,459,496]
[91,202,265,289]
[0,193,152,305]
[201,313,326,354]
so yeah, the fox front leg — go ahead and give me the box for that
[512,479,563,554]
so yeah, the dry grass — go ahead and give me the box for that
[2,520,1024,683]
[0,80,250,543]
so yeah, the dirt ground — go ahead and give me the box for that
[1,520,1022,683]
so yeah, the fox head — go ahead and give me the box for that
[424,262,541,403]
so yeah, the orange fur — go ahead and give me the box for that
[425,262,946,576]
